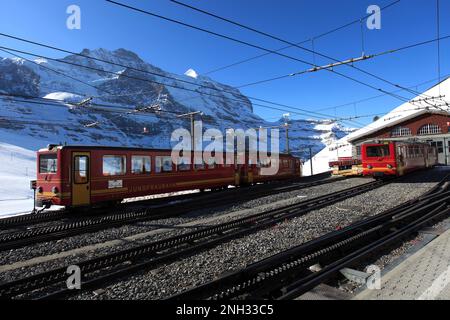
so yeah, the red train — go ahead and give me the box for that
[361,141,437,178]
[36,145,302,209]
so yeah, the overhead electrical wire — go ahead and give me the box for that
[0,44,348,121]
[1,93,444,128]
[105,0,431,111]
[0,43,439,130]
[199,0,401,75]
[168,0,441,104]
[235,35,450,89]
[0,48,114,96]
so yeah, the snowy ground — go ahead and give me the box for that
[0,142,36,217]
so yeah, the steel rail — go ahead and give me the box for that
[0,179,384,299]
[0,176,345,251]
[0,173,335,230]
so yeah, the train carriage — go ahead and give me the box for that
[361,141,437,178]
[36,145,302,209]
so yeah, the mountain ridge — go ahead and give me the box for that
[0,48,349,160]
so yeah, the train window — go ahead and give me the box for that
[39,154,58,173]
[206,157,216,169]
[74,156,89,184]
[156,156,173,173]
[356,146,361,157]
[131,156,151,174]
[194,162,205,170]
[177,157,191,171]
[260,159,270,168]
[103,155,126,176]
[366,145,390,157]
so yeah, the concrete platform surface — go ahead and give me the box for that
[355,228,450,300]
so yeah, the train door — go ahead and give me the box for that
[72,152,90,206]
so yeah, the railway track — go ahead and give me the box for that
[0,178,385,299]
[169,176,450,300]
[0,172,334,230]
[0,175,346,252]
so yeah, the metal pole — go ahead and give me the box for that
[190,114,195,156]
[285,126,290,154]
[177,111,202,169]
[309,147,313,176]
[33,189,36,214]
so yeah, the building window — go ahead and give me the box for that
[103,155,126,176]
[418,124,442,135]
[391,126,412,137]
[155,156,173,173]
[131,156,151,174]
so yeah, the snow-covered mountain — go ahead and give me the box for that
[0,48,349,160]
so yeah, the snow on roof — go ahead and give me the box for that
[43,92,84,103]
[347,78,450,142]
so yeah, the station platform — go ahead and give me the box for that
[355,226,450,300]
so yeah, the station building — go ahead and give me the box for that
[303,78,450,176]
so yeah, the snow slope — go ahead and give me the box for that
[303,78,450,176]
[0,142,36,216]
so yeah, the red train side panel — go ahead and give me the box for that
[36,145,302,209]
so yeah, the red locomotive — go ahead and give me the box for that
[361,141,437,178]
[36,145,302,209]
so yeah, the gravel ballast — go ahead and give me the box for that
[68,168,448,300]
[0,177,369,281]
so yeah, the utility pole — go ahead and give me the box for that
[283,113,290,154]
[284,123,290,154]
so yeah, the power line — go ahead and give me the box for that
[191,0,401,75]
[236,35,450,89]
[0,44,350,121]
[0,42,443,130]
[170,0,443,105]
[2,92,444,129]
[106,0,420,106]
[437,0,442,95]
[0,48,114,96]
[2,30,436,125]
[316,74,450,112]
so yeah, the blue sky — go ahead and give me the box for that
[0,0,449,127]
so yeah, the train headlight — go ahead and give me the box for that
[367,165,373,169]
[387,164,393,169]
[52,187,59,194]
